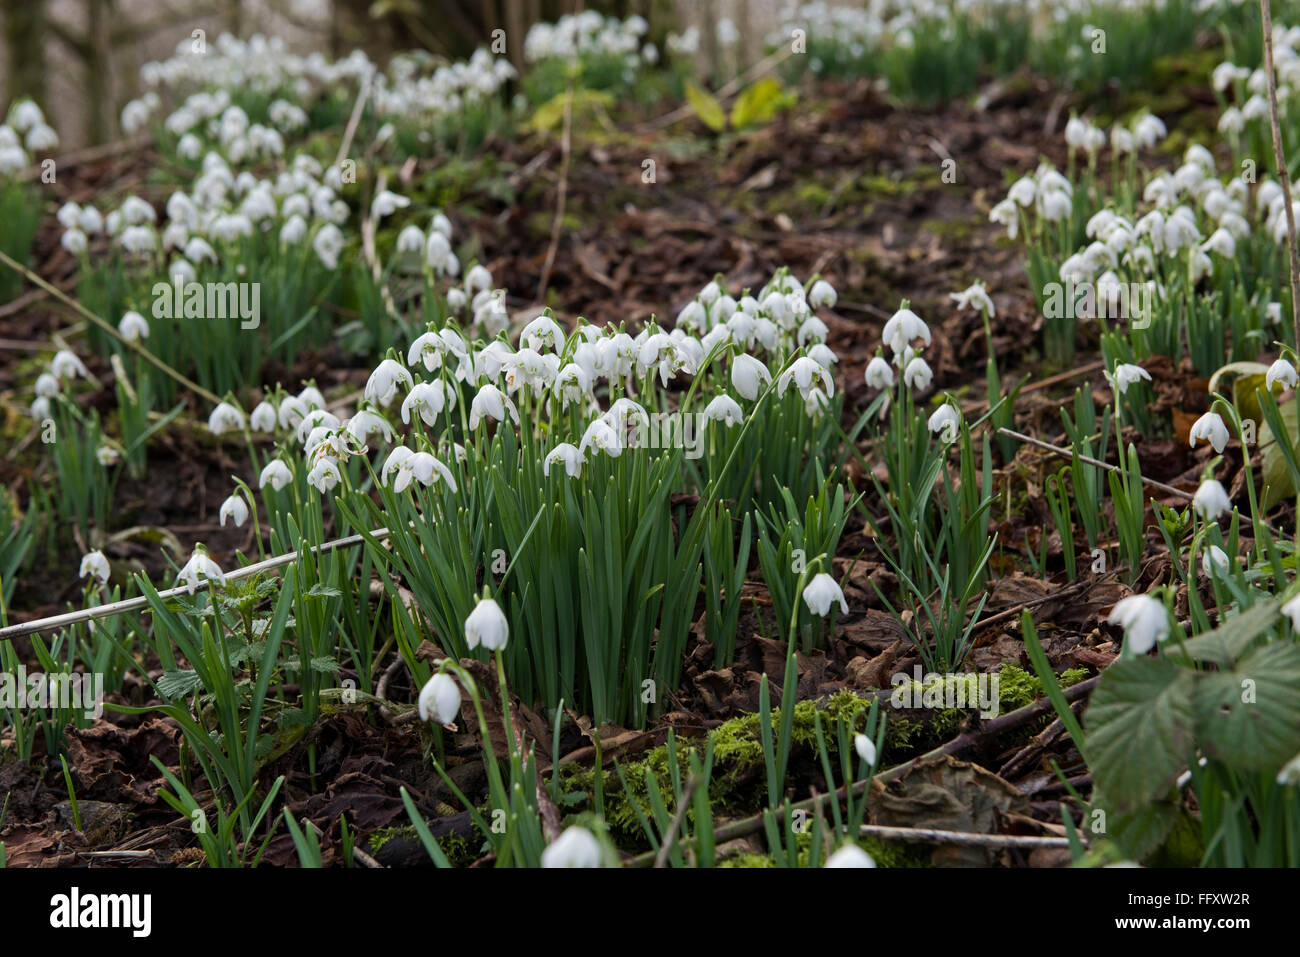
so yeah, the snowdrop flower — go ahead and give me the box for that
[259,460,293,491]
[1108,594,1169,655]
[902,356,933,392]
[864,355,894,390]
[370,190,410,220]
[704,394,744,426]
[990,199,1019,240]
[1109,363,1150,395]
[1038,189,1073,222]
[807,343,838,370]
[824,845,876,868]
[207,401,245,435]
[57,202,81,229]
[365,358,413,406]
[676,299,707,332]
[809,279,837,308]
[950,282,994,316]
[346,410,393,446]
[313,223,344,269]
[249,401,277,433]
[1278,752,1300,786]
[1266,302,1283,326]
[418,673,461,725]
[928,404,960,442]
[469,384,519,429]
[1188,412,1229,453]
[1133,113,1167,148]
[465,597,509,651]
[1201,545,1231,578]
[50,349,89,381]
[307,458,342,494]
[34,373,59,398]
[803,572,848,617]
[396,225,424,256]
[465,264,493,295]
[1201,227,1236,258]
[854,733,876,767]
[61,228,88,255]
[96,445,120,467]
[1267,359,1298,392]
[730,354,770,400]
[797,316,829,347]
[553,362,592,408]
[544,442,585,478]
[8,101,44,132]
[579,419,624,459]
[119,311,150,342]
[777,356,834,399]
[25,123,58,152]
[29,396,50,420]
[541,826,602,868]
[881,307,930,356]
[395,452,457,493]
[177,546,226,595]
[1192,479,1232,520]
[219,494,250,527]
[79,550,110,585]
[522,315,566,352]
[402,381,454,428]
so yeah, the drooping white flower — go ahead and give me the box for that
[541,826,603,868]
[307,458,342,494]
[207,401,245,435]
[580,419,624,459]
[370,190,410,219]
[1108,594,1169,655]
[803,572,848,618]
[864,356,894,390]
[177,546,226,595]
[1201,545,1231,578]
[79,550,110,585]
[465,597,509,651]
[521,315,566,353]
[928,404,960,442]
[1266,359,1298,392]
[881,307,930,356]
[402,381,454,428]
[313,223,344,268]
[418,673,461,725]
[902,356,933,392]
[704,394,744,426]
[824,845,876,868]
[730,354,771,401]
[544,442,585,478]
[249,401,278,433]
[469,384,519,429]
[777,356,834,400]
[346,410,393,446]
[1110,363,1151,395]
[809,279,837,308]
[1278,751,1300,786]
[950,282,995,316]
[1192,479,1231,520]
[219,493,250,528]
[854,733,876,767]
[50,349,89,381]
[259,460,293,491]
[1188,412,1229,453]
[96,445,120,467]
[365,358,413,407]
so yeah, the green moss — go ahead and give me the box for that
[718,852,778,868]
[368,825,415,855]
[998,663,1089,713]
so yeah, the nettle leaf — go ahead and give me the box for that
[156,669,203,700]
[305,583,342,599]
[1091,789,1180,863]
[1085,657,1195,813]
[684,81,726,133]
[1194,642,1300,771]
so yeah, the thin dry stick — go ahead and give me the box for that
[0,528,392,641]
[336,69,372,170]
[536,77,574,303]
[1261,0,1300,348]
[855,825,1073,849]
[997,426,1194,501]
[0,250,221,406]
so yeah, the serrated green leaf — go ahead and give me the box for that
[305,584,342,599]
[1085,657,1195,813]
[1194,642,1300,771]
[1094,791,1181,863]
[156,669,203,700]
[685,81,726,133]
[1180,594,1281,667]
